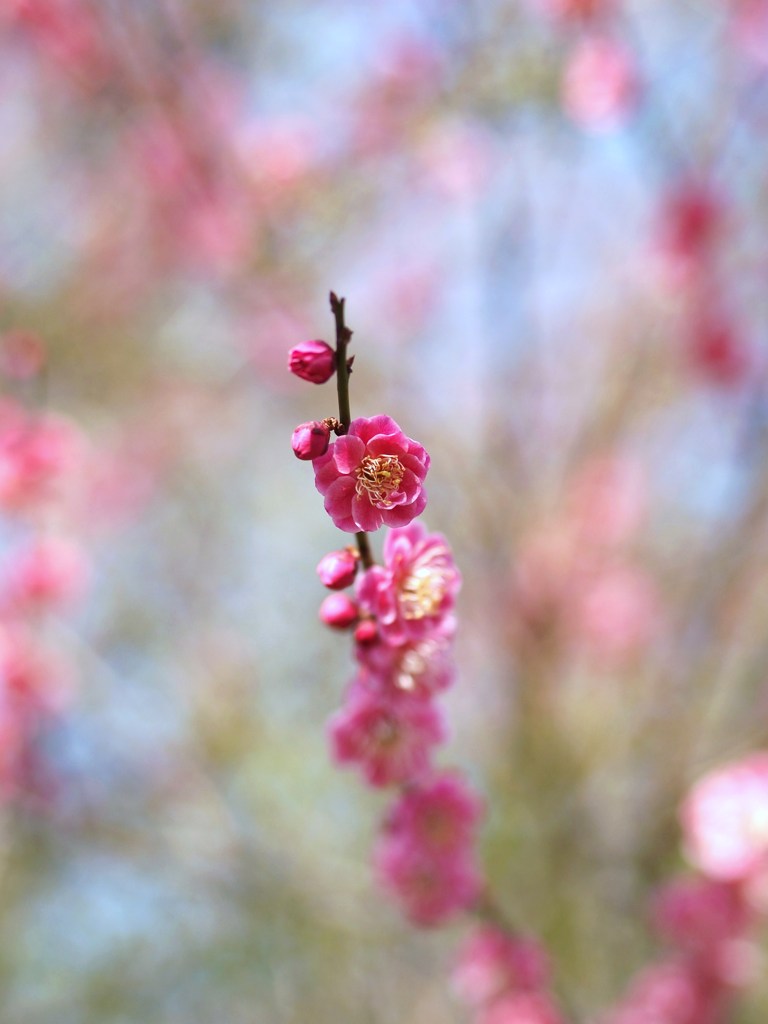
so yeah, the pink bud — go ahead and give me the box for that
[354,619,378,645]
[291,421,331,460]
[317,547,359,589]
[288,339,336,384]
[319,593,359,629]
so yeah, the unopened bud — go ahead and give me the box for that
[317,547,360,589]
[354,619,378,645]
[319,593,359,629]
[292,421,331,460]
[288,339,336,384]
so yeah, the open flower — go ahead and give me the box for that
[313,415,429,532]
[356,522,460,643]
[681,753,768,883]
[328,681,444,787]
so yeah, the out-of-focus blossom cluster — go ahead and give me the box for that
[513,454,659,666]
[0,331,89,802]
[602,752,768,1023]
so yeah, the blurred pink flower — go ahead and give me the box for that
[374,831,481,926]
[5,537,89,611]
[381,771,483,860]
[681,753,768,883]
[562,36,638,132]
[453,926,551,1007]
[356,523,460,644]
[355,631,456,700]
[570,564,659,662]
[476,992,565,1024]
[685,315,752,389]
[313,415,429,532]
[566,455,647,548]
[328,683,445,787]
[0,405,83,510]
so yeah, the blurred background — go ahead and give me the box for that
[1,1,767,1021]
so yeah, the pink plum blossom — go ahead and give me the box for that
[380,772,483,860]
[4,537,89,611]
[356,522,460,644]
[562,36,638,132]
[657,180,724,278]
[600,960,721,1024]
[328,682,445,787]
[355,631,456,700]
[652,877,749,953]
[681,753,768,883]
[570,564,659,662]
[374,831,481,926]
[565,456,647,548]
[453,926,551,1007]
[477,992,565,1024]
[685,315,752,389]
[313,415,429,533]
[0,406,82,510]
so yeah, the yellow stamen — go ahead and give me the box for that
[400,548,452,619]
[355,454,405,507]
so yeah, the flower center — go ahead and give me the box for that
[400,548,452,620]
[355,454,405,507]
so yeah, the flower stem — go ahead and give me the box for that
[329,291,374,570]
[330,291,352,432]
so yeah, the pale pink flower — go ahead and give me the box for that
[476,992,565,1024]
[381,772,483,861]
[356,523,460,644]
[565,456,647,548]
[0,625,71,715]
[541,0,611,21]
[570,564,659,662]
[453,926,550,1006]
[652,878,748,953]
[681,753,768,883]
[600,960,719,1024]
[685,315,752,389]
[0,331,45,380]
[328,683,445,787]
[374,834,481,926]
[313,415,429,533]
[5,537,89,611]
[562,36,638,132]
[0,406,82,510]
[657,180,724,276]
[731,0,768,65]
